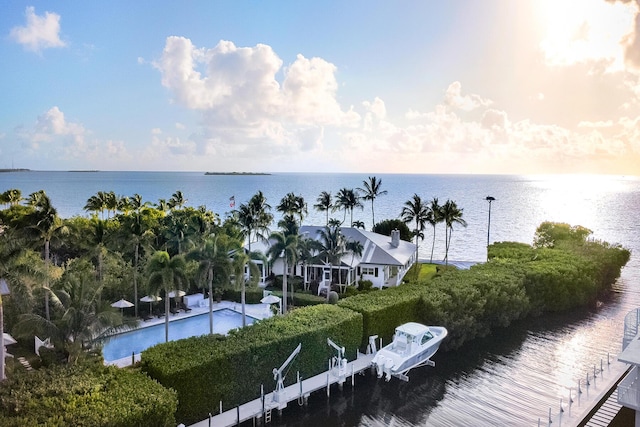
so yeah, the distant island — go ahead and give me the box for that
[204,172,271,176]
[68,170,99,172]
[0,168,30,173]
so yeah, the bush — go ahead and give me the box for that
[0,364,177,427]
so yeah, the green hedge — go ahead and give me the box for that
[338,284,423,348]
[141,304,362,425]
[0,364,177,427]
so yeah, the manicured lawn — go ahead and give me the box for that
[406,262,438,282]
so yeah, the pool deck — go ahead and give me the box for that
[105,300,273,368]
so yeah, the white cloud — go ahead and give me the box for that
[32,107,85,145]
[154,37,360,158]
[175,122,185,130]
[10,6,66,53]
[444,81,492,111]
[337,81,640,174]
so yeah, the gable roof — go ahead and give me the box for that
[299,226,416,267]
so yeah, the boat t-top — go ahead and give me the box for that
[371,322,447,381]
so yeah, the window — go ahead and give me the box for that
[360,266,376,275]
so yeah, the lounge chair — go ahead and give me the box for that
[179,302,192,312]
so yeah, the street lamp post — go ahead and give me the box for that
[486,196,495,261]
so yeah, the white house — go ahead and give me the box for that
[250,226,417,293]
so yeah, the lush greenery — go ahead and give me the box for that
[0,362,178,426]
[141,304,362,424]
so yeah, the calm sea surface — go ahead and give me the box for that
[2,171,640,426]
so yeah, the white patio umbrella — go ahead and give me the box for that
[3,333,16,346]
[168,290,186,298]
[140,295,162,313]
[261,294,282,314]
[111,298,134,315]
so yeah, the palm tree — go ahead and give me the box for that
[345,239,364,288]
[84,191,108,219]
[117,208,156,317]
[352,220,365,229]
[236,191,273,252]
[441,199,467,265]
[13,259,126,364]
[266,231,299,313]
[358,176,387,229]
[277,193,307,226]
[314,191,333,226]
[401,194,429,263]
[168,190,187,210]
[146,251,188,342]
[26,191,68,321]
[187,235,235,334]
[427,197,443,263]
[231,250,262,326]
[104,191,118,218]
[313,226,347,293]
[335,188,362,227]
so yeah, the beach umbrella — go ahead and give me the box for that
[140,295,162,313]
[168,290,186,298]
[111,298,134,315]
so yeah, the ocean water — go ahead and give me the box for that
[2,171,640,426]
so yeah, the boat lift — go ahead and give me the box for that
[327,338,348,386]
[272,343,301,405]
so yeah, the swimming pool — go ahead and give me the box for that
[102,309,256,362]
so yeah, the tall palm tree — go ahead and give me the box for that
[266,231,299,313]
[187,235,235,334]
[277,193,307,226]
[358,176,388,229]
[427,197,443,263]
[104,191,118,218]
[401,194,429,263]
[117,208,156,317]
[236,191,273,252]
[231,249,262,326]
[345,239,364,288]
[26,191,68,321]
[84,191,108,219]
[313,226,348,293]
[335,188,363,227]
[146,251,188,342]
[441,199,467,265]
[314,191,333,226]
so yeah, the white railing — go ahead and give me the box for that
[618,365,640,410]
[623,308,640,351]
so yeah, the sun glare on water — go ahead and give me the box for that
[529,174,634,232]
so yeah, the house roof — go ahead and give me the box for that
[246,226,416,268]
[299,226,416,267]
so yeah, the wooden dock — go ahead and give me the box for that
[188,351,375,427]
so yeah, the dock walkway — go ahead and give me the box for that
[189,352,375,427]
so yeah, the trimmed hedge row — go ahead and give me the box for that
[0,363,177,427]
[141,304,362,424]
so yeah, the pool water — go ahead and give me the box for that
[102,309,256,362]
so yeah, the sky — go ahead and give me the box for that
[1,1,640,175]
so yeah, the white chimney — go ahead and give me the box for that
[391,229,399,247]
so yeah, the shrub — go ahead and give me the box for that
[0,364,177,427]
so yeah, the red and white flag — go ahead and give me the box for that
[229,196,235,208]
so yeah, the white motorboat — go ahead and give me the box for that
[371,322,447,381]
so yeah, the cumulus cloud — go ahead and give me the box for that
[337,80,640,174]
[10,6,66,53]
[154,37,360,158]
[444,81,492,111]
